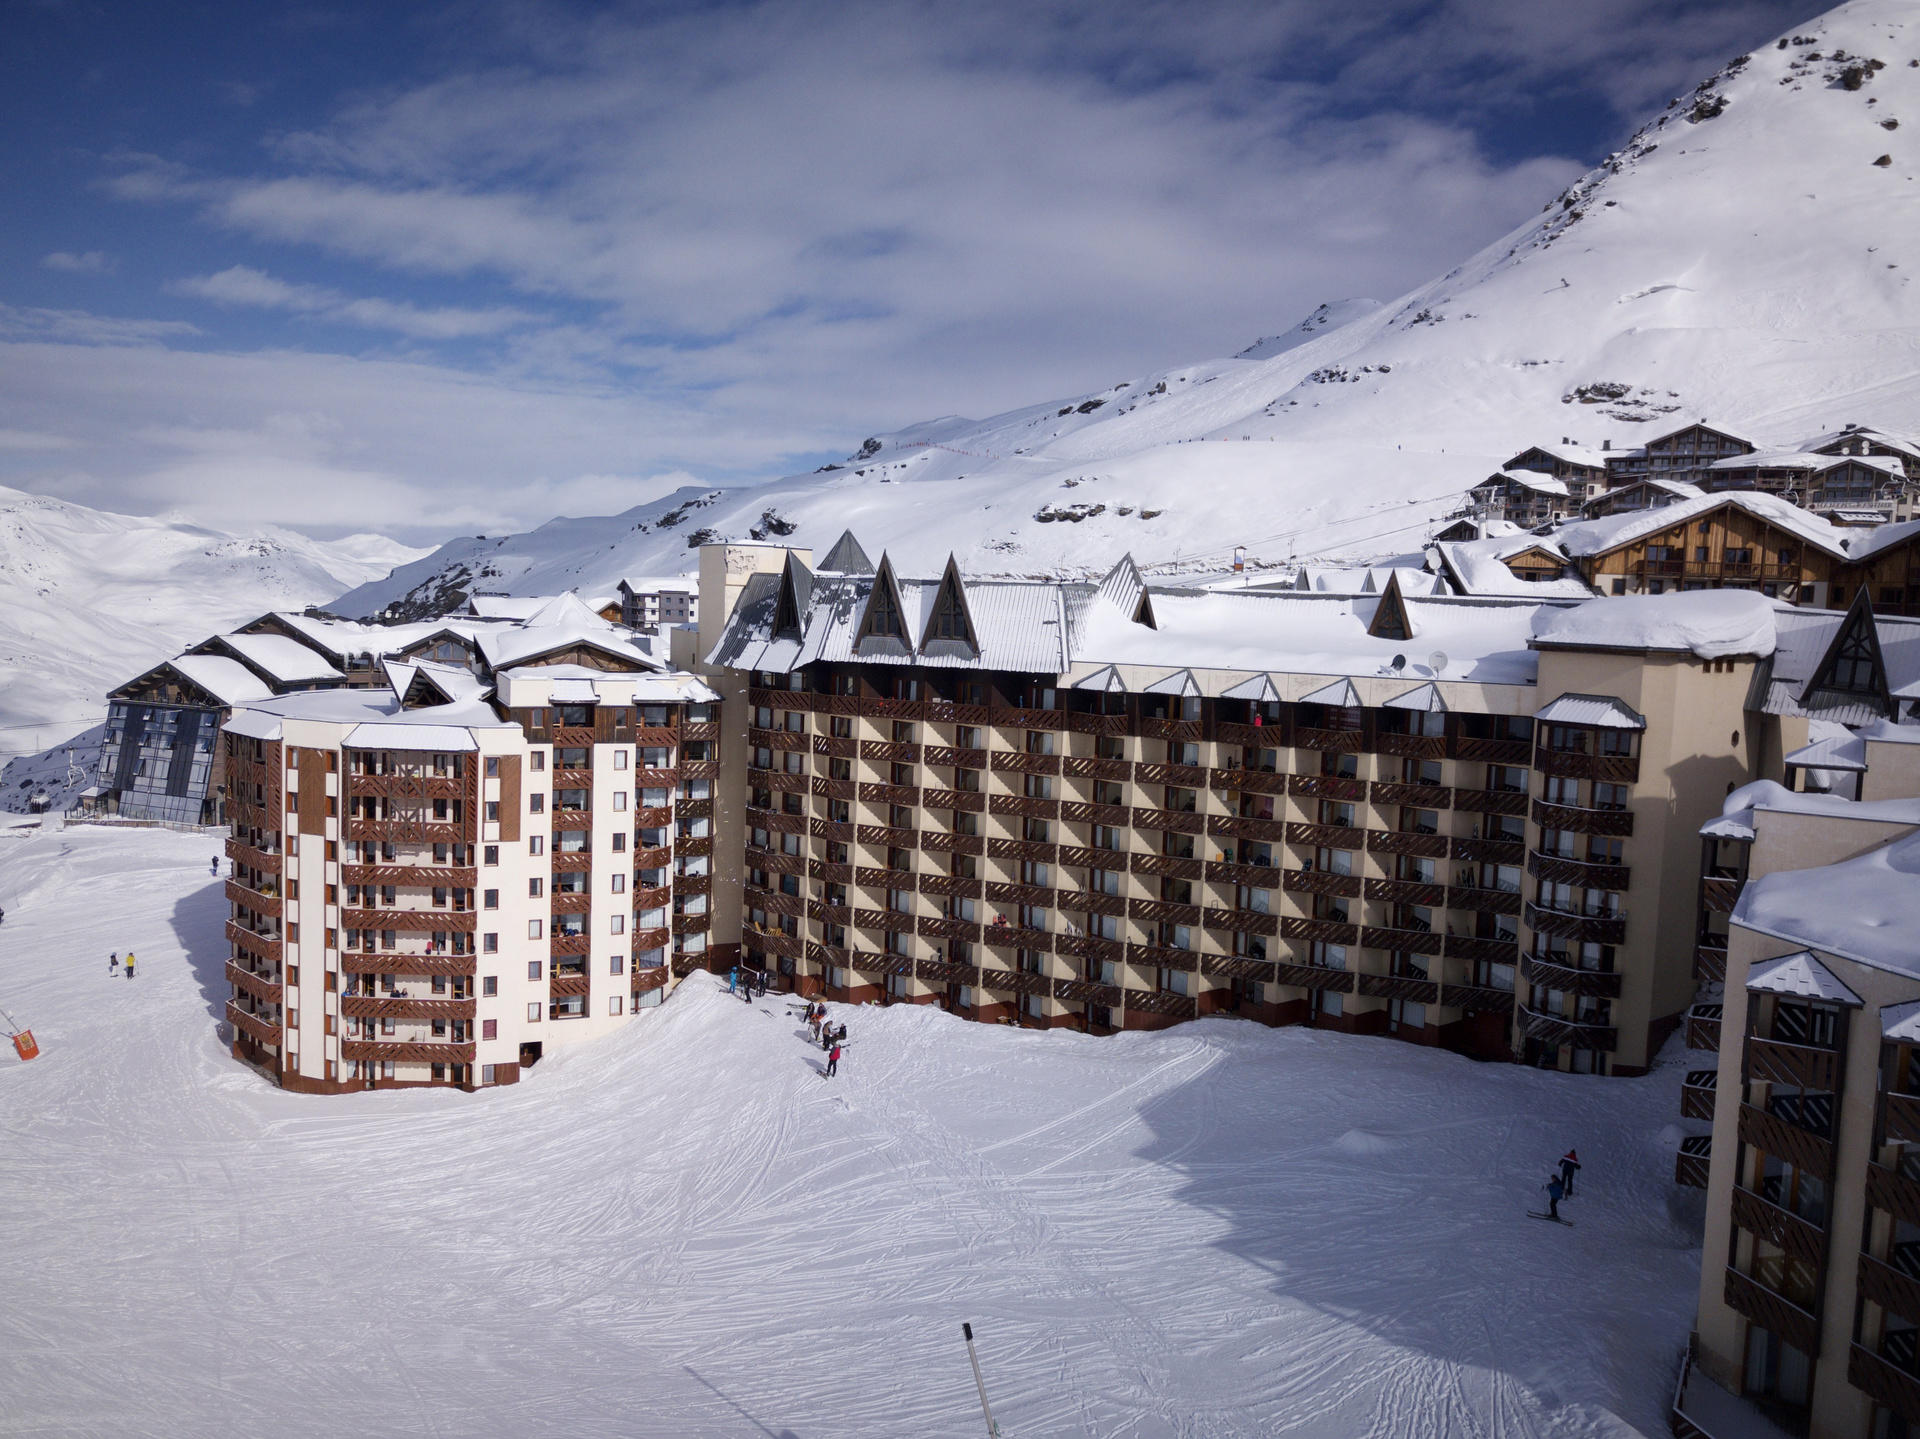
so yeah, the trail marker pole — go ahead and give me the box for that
[961,1322,1000,1436]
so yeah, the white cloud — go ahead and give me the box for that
[40,251,114,274]
[171,264,539,339]
[0,305,198,347]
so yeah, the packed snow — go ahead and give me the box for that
[0,825,1704,1437]
[1530,589,1779,660]
[1737,824,1920,977]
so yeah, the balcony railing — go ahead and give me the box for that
[1520,954,1622,999]
[1518,1005,1616,1051]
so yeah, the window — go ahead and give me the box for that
[530,794,545,814]
[485,801,500,822]
[528,960,543,980]
[529,835,544,856]
[483,844,499,866]
[528,919,543,940]
[531,751,546,770]
[613,792,627,812]
[529,878,544,898]
[610,915,626,935]
[528,1003,541,1023]
[486,757,500,777]
[483,976,498,997]
[482,1019,498,1040]
[483,933,498,954]
[484,889,499,909]
[610,995,624,1016]
[610,955,624,975]
[614,750,629,770]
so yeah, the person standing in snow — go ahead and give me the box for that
[109,952,119,975]
[728,966,738,994]
[806,1004,821,1042]
[1559,1149,1581,1197]
[826,1041,842,1079]
[210,857,219,877]
[1543,1174,1564,1220]
[125,952,136,980]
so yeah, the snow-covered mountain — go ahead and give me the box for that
[0,485,427,761]
[337,0,1920,614]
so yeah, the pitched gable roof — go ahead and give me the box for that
[853,553,912,655]
[774,551,813,638]
[1801,587,1892,716]
[1367,571,1417,641]
[819,529,876,575]
[918,555,981,656]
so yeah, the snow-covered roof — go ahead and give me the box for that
[1294,565,1447,597]
[1535,693,1646,730]
[1072,664,1126,693]
[1785,732,1868,772]
[1482,469,1570,497]
[1736,827,1920,979]
[344,722,479,752]
[618,574,699,592]
[1220,673,1282,703]
[1801,426,1920,461]
[1382,681,1447,713]
[1142,668,1201,697]
[1508,442,1608,470]
[213,633,345,685]
[1883,999,1920,1043]
[1556,491,1846,560]
[1758,609,1920,722]
[1429,534,1593,601]
[222,710,283,741]
[1843,517,1920,562]
[1529,589,1776,660]
[1706,450,1850,473]
[1746,951,1862,1006]
[166,655,275,706]
[1705,778,1920,841]
[1300,677,1361,707]
[1863,719,1920,747]
[467,595,557,620]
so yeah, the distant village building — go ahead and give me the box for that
[617,576,699,632]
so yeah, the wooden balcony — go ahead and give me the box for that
[1530,800,1633,837]
[809,735,854,760]
[917,872,981,899]
[226,1001,279,1047]
[1449,885,1523,916]
[1450,836,1526,866]
[1367,830,1450,860]
[1288,774,1367,802]
[1700,876,1744,913]
[978,967,1051,997]
[860,739,922,764]
[549,931,592,955]
[550,891,591,915]
[1121,987,1199,1019]
[856,823,919,849]
[1062,755,1132,782]
[1441,983,1514,1013]
[1361,925,1443,956]
[1130,853,1202,880]
[1453,788,1530,817]
[549,972,593,997]
[853,908,916,934]
[1694,943,1728,985]
[1199,953,1275,982]
[989,881,1057,910]
[996,706,1066,733]
[917,915,980,942]
[1868,1162,1920,1228]
[1373,732,1447,760]
[854,865,914,891]
[1681,1069,1718,1121]
[982,923,1053,953]
[339,951,478,976]
[1127,896,1198,925]
[634,926,672,951]
[923,788,988,813]
[1284,822,1366,850]
[1524,901,1626,946]
[1369,781,1452,809]
[1687,1003,1723,1052]
[1738,1102,1833,1179]
[339,994,476,1021]
[551,726,599,747]
[1730,1185,1825,1267]
[1210,813,1288,845]
[1294,726,1364,752]
[1745,1036,1840,1094]
[1054,978,1125,1007]
[991,750,1061,777]
[225,878,282,917]
[1128,942,1199,973]
[1675,1134,1712,1189]
[1518,1005,1617,1051]
[858,782,920,808]
[1533,748,1640,783]
[1356,973,1440,1004]
[1860,1253,1920,1328]
[1209,766,1286,795]
[923,699,991,726]
[985,838,1056,864]
[224,921,282,965]
[924,745,988,770]
[990,794,1058,820]
[632,966,671,994]
[225,961,282,1004]
[550,767,595,790]
[1520,954,1623,999]
[850,952,915,979]
[1885,1092,1920,1146]
[1280,916,1357,946]
[341,906,478,934]
[1849,1344,1920,1427]
[1201,907,1278,936]
[1451,736,1532,765]
[1138,717,1202,742]
[1206,860,1283,888]
[917,958,977,986]
[1131,807,1204,834]
[347,771,467,800]
[1057,889,1125,916]
[1273,961,1352,992]
[1283,867,1362,899]
[344,818,468,845]
[1059,800,1130,827]
[1527,853,1632,891]
[341,864,478,889]
[921,831,984,856]
[224,838,282,873]
[1061,710,1131,736]
[1723,1266,1820,1357]
[340,1039,477,1065]
[1443,933,1518,964]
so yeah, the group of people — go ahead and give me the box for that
[727,966,769,1001]
[803,1002,847,1078]
[109,952,135,979]
[1541,1148,1581,1219]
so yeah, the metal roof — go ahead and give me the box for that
[1535,693,1646,730]
[1746,951,1862,1006]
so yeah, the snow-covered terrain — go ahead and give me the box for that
[337,0,1920,617]
[0,825,1702,1437]
[0,484,425,762]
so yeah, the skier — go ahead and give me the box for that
[125,952,136,980]
[210,857,219,877]
[728,966,738,995]
[109,952,119,975]
[1559,1148,1581,1197]
[806,1004,821,1042]
[826,1041,842,1079]
[1543,1173,1564,1221]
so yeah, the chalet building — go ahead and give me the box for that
[1558,492,1845,604]
[1699,452,1915,523]
[685,537,1800,1077]
[1806,425,1920,481]
[1502,441,1610,503]
[1603,422,1757,490]
[1834,521,1920,620]
[1580,477,1703,519]
[220,659,720,1093]
[1668,724,1920,1437]
[1429,533,1593,600]
[1470,470,1574,529]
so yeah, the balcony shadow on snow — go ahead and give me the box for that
[1118,1021,1695,1432]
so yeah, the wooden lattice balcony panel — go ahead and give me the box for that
[340,1039,477,1065]
[226,1001,280,1048]
[339,995,476,1021]
[340,951,478,977]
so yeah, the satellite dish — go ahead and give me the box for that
[1389,654,1407,672]
[1428,650,1449,675]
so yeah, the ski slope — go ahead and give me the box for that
[0,825,1700,1437]
[339,0,1920,616]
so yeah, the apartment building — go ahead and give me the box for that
[222,654,720,1093]
[618,575,699,632]
[693,538,1787,1075]
[1672,724,1920,1437]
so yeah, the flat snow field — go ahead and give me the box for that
[0,827,1701,1437]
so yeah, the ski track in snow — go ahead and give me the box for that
[0,827,1695,1437]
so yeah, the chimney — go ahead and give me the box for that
[1603,439,1611,451]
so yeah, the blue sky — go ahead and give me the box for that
[0,0,1808,540]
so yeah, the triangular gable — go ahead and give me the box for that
[1383,681,1446,713]
[1096,554,1157,629]
[1221,673,1281,703]
[1801,588,1891,714]
[918,555,981,655]
[1142,668,1201,698]
[1747,951,1862,1007]
[1073,664,1127,693]
[402,669,458,709]
[1299,677,1361,708]
[819,529,876,575]
[774,551,813,638]
[1884,998,1920,1042]
[853,553,912,654]
[1367,572,1416,641]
